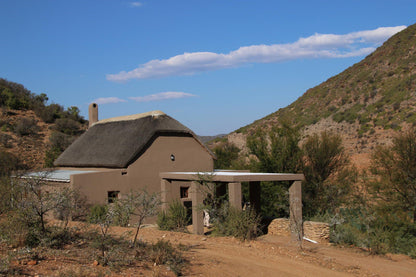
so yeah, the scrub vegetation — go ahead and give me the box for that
[213,124,416,257]
[0,78,87,168]
[0,163,188,276]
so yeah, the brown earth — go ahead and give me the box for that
[0,109,52,169]
[3,222,415,277]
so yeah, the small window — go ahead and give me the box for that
[180,187,189,198]
[108,191,120,203]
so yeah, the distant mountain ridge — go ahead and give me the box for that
[198,134,226,144]
[221,23,416,167]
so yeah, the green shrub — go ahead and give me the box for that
[149,240,187,276]
[157,200,189,232]
[0,133,12,148]
[53,118,81,135]
[36,103,64,123]
[88,204,109,224]
[44,132,75,167]
[213,142,240,169]
[14,117,38,136]
[213,206,262,241]
[0,150,22,176]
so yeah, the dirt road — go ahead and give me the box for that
[129,226,416,276]
[4,222,415,276]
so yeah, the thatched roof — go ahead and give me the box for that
[54,111,214,168]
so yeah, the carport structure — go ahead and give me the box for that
[160,172,304,239]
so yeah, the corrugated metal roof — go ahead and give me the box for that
[21,170,98,183]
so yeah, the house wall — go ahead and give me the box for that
[71,169,124,204]
[127,135,213,193]
[69,135,213,206]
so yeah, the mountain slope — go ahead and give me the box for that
[0,78,87,170]
[224,23,416,166]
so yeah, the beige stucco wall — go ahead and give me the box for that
[127,135,213,194]
[71,170,124,204]
[67,135,213,206]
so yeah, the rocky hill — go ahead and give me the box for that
[0,78,87,170]
[221,23,416,168]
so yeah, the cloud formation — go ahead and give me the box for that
[130,2,142,7]
[106,26,406,82]
[93,97,127,105]
[129,92,196,102]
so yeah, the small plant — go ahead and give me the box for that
[88,204,116,265]
[149,240,187,276]
[157,200,189,232]
[213,206,262,241]
[112,189,160,247]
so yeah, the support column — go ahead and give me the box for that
[191,181,204,235]
[161,179,171,211]
[249,181,261,214]
[289,180,303,241]
[228,182,242,210]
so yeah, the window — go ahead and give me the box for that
[180,187,189,198]
[107,191,120,203]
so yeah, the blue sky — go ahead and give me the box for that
[1,1,415,135]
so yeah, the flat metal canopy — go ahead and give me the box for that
[160,171,304,182]
[19,170,98,183]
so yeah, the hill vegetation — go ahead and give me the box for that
[0,78,87,169]
[224,23,416,161]
[209,23,416,257]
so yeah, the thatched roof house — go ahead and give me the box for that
[54,110,213,168]
[51,106,215,208]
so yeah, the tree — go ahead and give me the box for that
[301,131,353,217]
[370,128,416,222]
[247,124,302,173]
[17,172,58,232]
[88,204,116,263]
[213,142,240,169]
[113,190,160,247]
[247,124,302,217]
[44,132,75,167]
[53,187,89,228]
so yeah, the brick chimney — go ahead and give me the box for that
[89,103,98,127]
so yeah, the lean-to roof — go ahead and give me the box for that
[54,111,214,168]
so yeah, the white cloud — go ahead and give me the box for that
[106,25,406,82]
[130,2,143,7]
[93,97,127,104]
[129,92,196,102]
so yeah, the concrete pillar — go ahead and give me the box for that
[191,181,204,235]
[289,180,303,241]
[249,181,261,214]
[161,179,171,211]
[228,182,242,210]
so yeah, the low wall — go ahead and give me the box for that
[268,218,330,243]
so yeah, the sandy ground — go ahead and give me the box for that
[3,222,416,276]
[112,225,416,277]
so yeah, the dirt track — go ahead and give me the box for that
[117,226,416,276]
[4,222,415,276]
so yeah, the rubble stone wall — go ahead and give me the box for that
[268,218,330,243]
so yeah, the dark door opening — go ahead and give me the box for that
[183,201,192,224]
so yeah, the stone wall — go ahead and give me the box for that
[268,218,330,243]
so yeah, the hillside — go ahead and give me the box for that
[0,78,87,170]
[221,23,416,167]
